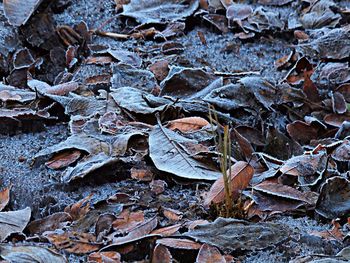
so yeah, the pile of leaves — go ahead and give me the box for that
[1,0,350,262]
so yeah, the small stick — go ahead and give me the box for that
[214,71,261,77]
[93,30,129,40]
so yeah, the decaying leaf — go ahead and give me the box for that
[253,182,318,205]
[185,217,291,253]
[149,124,221,181]
[196,244,226,263]
[204,161,254,207]
[112,209,145,234]
[121,0,200,24]
[107,216,158,246]
[88,251,121,263]
[45,150,82,170]
[0,186,11,211]
[3,0,43,26]
[316,176,350,219]
[156,238,202,250]
[166,117,209,132]
[0,207,31,241]
[45,231,101,254]
[152,244,173,263]
[0,244,67,263]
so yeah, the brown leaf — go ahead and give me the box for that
[130,168,154,182]
[45,231,101,254]
[163,208,183,222]
[0,186,11,211]
[309,220,344,241]
[286,121,319,145]
[149,60,169,82]
[151,224,182,237]
[204,161,254,207]
[109,216,158,246]
[112,209,144,234]
[152,244,173,263]
[27,212,72,235]
[88,251,121,263]
[157,238,202,250]
[324,114,350,127]
[332,140,350,161]
[166,117,209,132]
[150,180,167,195]
[253,182,318,205]
[45,150,81,170]
[332,92,347,114]
[279,153,326,177]
[196,244,225,263]
[64,194,93,221]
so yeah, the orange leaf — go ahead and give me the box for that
[0,186,11,211]
[88,251,121,263]
[45,150,81,170]
[204,161,254,207]
[152,244,172,263]
[166,117,209,132]
[196,244,225,263]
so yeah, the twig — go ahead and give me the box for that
[93,30,129,40]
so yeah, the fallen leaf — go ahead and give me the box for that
[109,216,158,246]
[0,186,11,211]
[121,0,199,24]
[64,194,93,221]
[163,208,183,222]
[112,209,145,234]
[156,238,202,250]
[196,243,225,263]
[253,182,318,205]
[27,212,72,235]
[45,150,81,170]
[316,176,350,219]
[45,231,101,254]
[166,117,209,132]
[3,0,43,26]
[0,207,31,241]
[151,224,182,237]
[149,124,221,181]
[0,244,67,263]
[204,161,254,207]
[185,217,291,253]
[152,244,173,263]
[88,251,121,263]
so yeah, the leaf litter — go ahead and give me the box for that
[1,0,350,262]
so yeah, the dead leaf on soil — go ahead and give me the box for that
[0,244,67,263]
[0,186,11,211]
[45,231,101,254]
[204,161,254,207]
[152,244,173,263]
[88,251,121,263]
[196,243,226,263]
[0,207,31,242]
[3,0,43,26]
[121,0,199,24]
[184,217,291,253]
[166,117,209,132]
[156,238,202,250]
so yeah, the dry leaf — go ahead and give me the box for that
[204,161,254,207]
